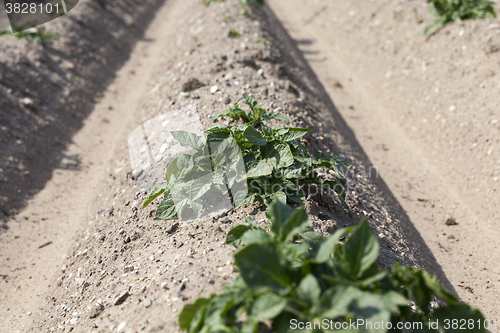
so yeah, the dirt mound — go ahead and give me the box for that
[15,0,453,332]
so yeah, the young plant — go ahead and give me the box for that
[425,0,497,35]
[0,25,58,46]
[228,29,241,38]
[203,0,226,5]
[179,201,487,333]
[212,94,290,125]
[143,94,350,220]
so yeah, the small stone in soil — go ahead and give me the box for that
[166,223,179,234]
[88,304,104,319]
[123,265,134,273]
[114,290,129,305]
[177,282,186,296]
[445,217,458,226]
[143,298,152,308]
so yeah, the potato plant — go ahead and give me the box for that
[179,201,486,333]
[143,94,350,220]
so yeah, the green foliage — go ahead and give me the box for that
[0,25,58,46]
[426,0,497,35]
[143,94,350,220]
[229,29,241,37]
[258,37,272,46]
[179,201,486,333]
[212,94,290,125]
[203,0,226,6]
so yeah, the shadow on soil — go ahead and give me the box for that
[0,0,167,230]
[256,3,457,296]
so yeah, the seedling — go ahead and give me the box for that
[425,0,497,35]
[143,94,350,220]
[228,29,241,37]
[0,25,58,46]
[179,201,487,333]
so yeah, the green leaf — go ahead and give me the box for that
[281,208,308,242]
[278,128,311,142]
[142,184,168,208]
[188,174,213,201]
[313,285,363,318]
[249,293,287,322]
[165,157,181,183]
[244,216,259,228]
[234,242,291,292]
[270,113,291,122]
[299,227,323,247]
[311,227,354,263]
[262,142,294,169]
[343,218,379,278]
[246,160,273,178]
[171,131,204,149]
[240,229,272,246]
[433,303,487,333]
[155,190,178,219]
[244,126,267,146]
[296,274,321,305]
[261,124,273,137]
[178,297,210,330]
[226,225,251,248]
[266,201,294,237]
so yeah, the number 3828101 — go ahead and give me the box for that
[5,2,61,14]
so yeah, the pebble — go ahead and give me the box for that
[210,85,218,94]
[159,143,167,155]
[88,304,104,319]
[257,68,264,76]
[176,282,186,296]
[123,265,134,273]
[114,291,129,305]
[69,318,78,325]
[161,282,169,290]
[165,223,179,234]
[21,97,34,106]
[223,96,231,104]
[143,298,152,308]
[132,169,143,180]
[149,255,155,261]
[117,322,127,332]
[378,233,387,242]
[208,279,215,284]
[179,92,190,98]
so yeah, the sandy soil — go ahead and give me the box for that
[267,0,500,321]
[1,0,496,331]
